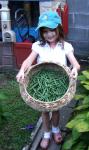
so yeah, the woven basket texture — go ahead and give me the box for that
[19,62,76,111]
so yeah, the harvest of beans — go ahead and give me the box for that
[27,68,69,102]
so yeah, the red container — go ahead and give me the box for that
[61,3,68,35]
[56,3,68,35]
[13,42,32,68]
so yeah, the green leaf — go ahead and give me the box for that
[86,112,89,118]
[66,119,75,128]
[82,70,89,79]
[83,96,89,104]
[67,118,89,132]
[72,141,86,150]
[81,81,89,85]
[74,94,85,100]
[78,75,86,81]
[62,138,74,150]
[75,119,89,132]
[66,112,89,130]
[83,85,89,90]
[74,112,88,119]
[72,128,81,141]
[75,104,89,110]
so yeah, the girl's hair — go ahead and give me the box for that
[39,24,65,46]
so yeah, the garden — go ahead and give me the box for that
[0,63,89,150]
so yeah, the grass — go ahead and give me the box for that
[0,71,40,150]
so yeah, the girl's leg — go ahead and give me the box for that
[40,112,51,149]
[52,110,59,126]
[52,110,62,144]
[42,112,50,131]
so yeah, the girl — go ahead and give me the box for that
[16,10,80,149]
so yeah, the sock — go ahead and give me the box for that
[52,126,60,133]
[44,131,51,139]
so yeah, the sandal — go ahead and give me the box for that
[40,137,50,149]
[53,132,62,144]
[40,132,51,149]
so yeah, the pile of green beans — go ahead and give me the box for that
[27,69,69,102]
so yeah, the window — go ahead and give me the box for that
[9,1,39,28]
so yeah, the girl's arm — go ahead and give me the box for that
[16,51,38,82]
[67,51,80,78]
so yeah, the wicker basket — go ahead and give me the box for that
[19,62,77,112]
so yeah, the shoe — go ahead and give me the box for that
[53,132,62,144]
[40,137,50,149]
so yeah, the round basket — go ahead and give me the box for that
[19,62,77,112]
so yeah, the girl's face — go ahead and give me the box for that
[42,28,59,44]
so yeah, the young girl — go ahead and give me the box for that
[16,10,80,149]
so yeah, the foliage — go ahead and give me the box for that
[62,70,89,150]
[0,72,40,150]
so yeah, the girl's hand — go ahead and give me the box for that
[70,67,78,79]
[16,70,25,83]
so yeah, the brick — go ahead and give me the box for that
[68,13,89,27]
[0,58,2,65]
[67,0,89,13]
[2,47,12,55]
[2,56,13,65]
[67,27,89,41]
[66,40,89,58]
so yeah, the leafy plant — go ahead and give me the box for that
[62,70,89,150]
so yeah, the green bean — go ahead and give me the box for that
[27,69,69,102]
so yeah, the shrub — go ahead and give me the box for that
[62,70,89,150]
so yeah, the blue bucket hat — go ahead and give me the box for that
[36,10,62,30]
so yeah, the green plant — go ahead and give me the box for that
[0,93,8,125]
[62,70,89,150]
[0,102,4,123]
[0,73,40,150]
